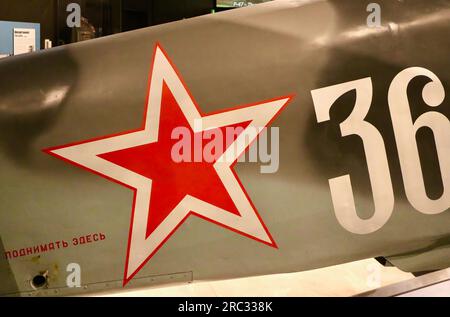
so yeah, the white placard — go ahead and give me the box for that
[13,28,36,55]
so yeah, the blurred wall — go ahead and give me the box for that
[0,0,215,47]
[0,0,56,48]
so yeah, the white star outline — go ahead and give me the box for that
[45,44,292,285]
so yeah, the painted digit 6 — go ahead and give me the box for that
[388,67,449,214]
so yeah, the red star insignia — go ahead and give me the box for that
[44,44,292,286]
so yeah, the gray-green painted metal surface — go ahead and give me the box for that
[1,0,450,296]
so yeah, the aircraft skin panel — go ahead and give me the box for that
[1,0,450,295]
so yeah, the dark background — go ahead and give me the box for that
[0,0,219,47]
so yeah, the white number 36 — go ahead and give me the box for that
[311,67,448,234]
